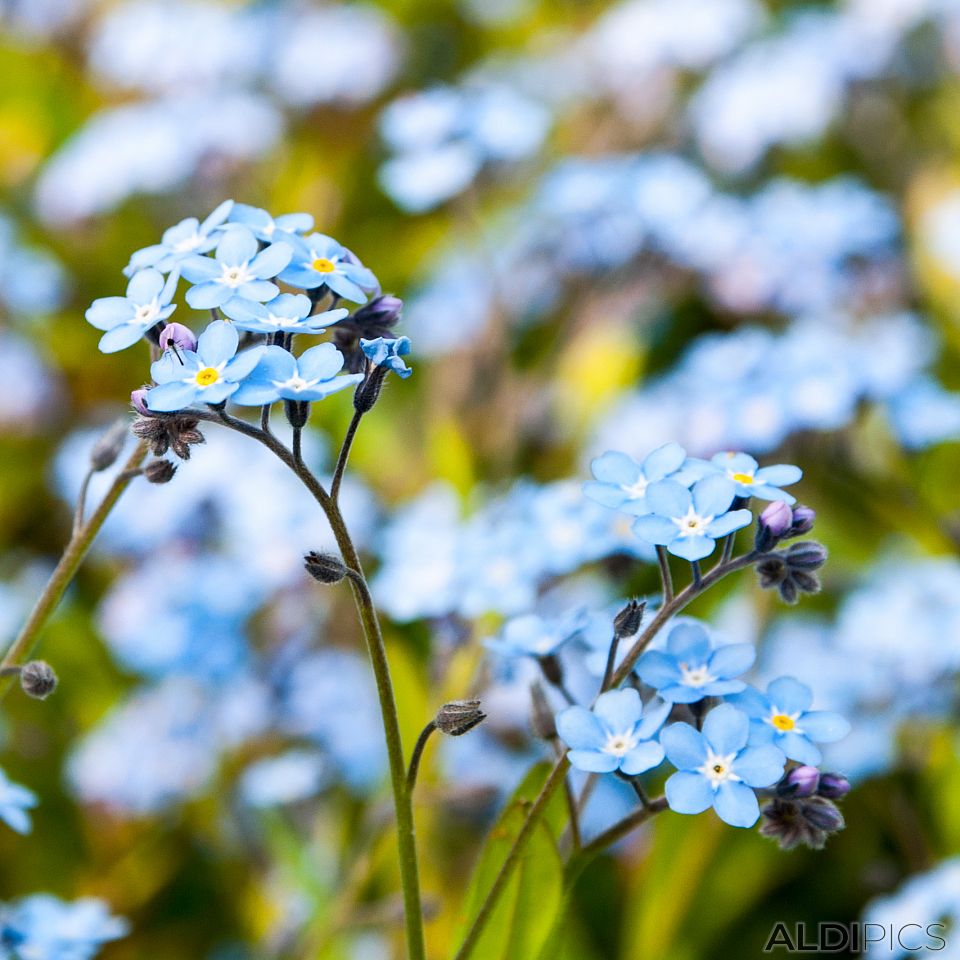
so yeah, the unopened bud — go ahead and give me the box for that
[436,699,485,736]
[144,459,177,484]
[131,388,150,417]
[284,399,310,429]
[613,599,645,639]
[756,501,792,552]
[158,322,197,353]
[786,505,816,538]
[529,681,557,740]
[537,653,564,687]
[801,796,845,832]
[90,419,129,471]
[817,772,851,800]
[20,661,57,700]
[777,765,820,798]
[353,366,389,413]
[304,551,347,584]
[785,541,828,570]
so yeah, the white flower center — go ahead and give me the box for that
[133,300,160,326]
[220,263,252,288]
[603,730,639,757]
[621,476,649,499]
[275,375,318,393]
[679,662,715,688]
[673,506,712,538]
[174,233,202,253]
[697,749,741,789]
[267,313,301,328]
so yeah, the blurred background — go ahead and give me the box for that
[2,0,960,957]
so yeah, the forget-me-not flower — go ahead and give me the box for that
[280,233,378,302]
[485,612,580,659]
[231,343,363,405]
[557,688,670,775]
[227,203,314,242]
[0,769,37,834]
[86,268,179,353]
[221,293,347,335]
[146,320,264,411]
[124,199,233,276]
[181,226,292,309]
[0,894,129,958]
[584,442,690,515]
[662,703,785,827]
[632,475,752,561]
[728,676,850,766]
[361,336,412,378]
[636,621,755,703]
[706,451,803,503]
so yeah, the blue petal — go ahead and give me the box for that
[223,345,265,382]
[635,651,681,688]
[295,373,363,400]
[275,212,314,234]
[86,297,134,331]
[668,534,715,561]
[583,482,629,509]
[700,679,746,697]
[620,741,664,776]
[646,479,690,518]
[231,380,283,406]
[692,474,736,517]
[146,381,200,412]
[711,451,758,475]
[298,342,345,382]
[725,685,770,719]
[800,711,851,742]
[221,298,267,325]
[731,744,785,787]
[180,255,220,283]
[324,271,367,303]
[186,281,230,309]
[713,781,760,827]
[642,442,687,481]
[250,241,293,279]
[200,381,238,405]
[767,676,813,715]
[632,515,677,545]
[593,688,643,733]
[247,346,297,384]
[660,722,707,770]
[705,509,752,538]
[591,451,641,486]
[556,706,606,751]
[201,199,234,232]
[197,320,238,365]
[216,226,259,265]
[751,484,797,504]
[755,464,802,487]
[151,350,197,384]
[707,643,755,680]
[98,324,146,353]
[236,279,280,303]
[666,622,711,662]
[777,731,821,765]
[659,683,709,704]
[702,703,750,755]
[567,750,620,774]
[665,771,713,814]
[279,264,324,289]
[126,268,165,303]
[635,697,671,739]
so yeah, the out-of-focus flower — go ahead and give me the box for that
[584,443,690,516]
[0,770,37,835]
[125,200,233,276]
[333,295,403,373]
[360,336,412,379]
[221,293,346,335]
[635,621,754,703]
[485,612,580,659]
[280,234,377,302]
[239,751,327,809]
[662,703,785,827]
[0,895,128,959]
[557,688,669,775]
[232,343,363,405]
[85,269,179,353]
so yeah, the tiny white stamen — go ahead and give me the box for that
[603,731,639,757]
[679,662,715,688]
[673,505,713,538]
[697,749,741,790]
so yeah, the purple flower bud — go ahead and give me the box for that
[787,505,816,538]
[756,500,793,552]
[159,322,197,353]
[778,765,820,798]
[131,389,150,416]
[817,772,850,799]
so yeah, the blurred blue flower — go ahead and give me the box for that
[182,226,292,309]
[221,293,346,335]
[0,770,37,835]
[146,320,263,411]
[239,751,327,809]
[662,703,785,827]
[557,688,669,775]
[231,343,362,405]
[124,199,233,276]
[360,336,412,378]
[583,443,688,516]
[227,203,313,242]
[280,233,377,302]
[85,268,179,353]
[636,621,754,703]
[705,451,802,502]
[0,895,128,960]
[632,475,752,561]
[485,612,580,659]
[728,676,850,766]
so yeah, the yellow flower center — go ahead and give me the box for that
[771,713,795,732]
[731,472,754,484]
[712,763,725,775]
[195,367,220,387]
[311,257,336,273]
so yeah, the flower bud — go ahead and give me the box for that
[304,551,347,584]
[144,459,177,484]
[816,772,851,800]
[158,322,197,353]
[353,366,389,413]
[284,399,310,429]
[19,660,57,700]
[756,540,827,604]
[613,599,645,639]
[755,501,792,552]
[435,699,485,736]
[351,295,403,329]
[759,795,845,850]
[785,541,828,570]
[131,388,150,417]
[786,505,816,538]
[90,419,129,471]
[537,653,564,687]
[776,765,820,798]
[801,796,845,832]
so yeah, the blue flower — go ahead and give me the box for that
[0,769,37,835]
[279,233,378,302]
[0,894,129,958]
[632,475,752,561]
[221,293,347,335]
[485,612,580,659]
[661,703,785,827]
[227,203,314,242]
[85,269,179,353]
[728,676,851,766]
[124,199,233,276]
[181,226,293,310]
[636,621,755,703]
[707,452,803,503]
[584,443,690,516]
[146,321,264,412]
[557,688,670,775]
[231,343,363,405]
[361,336,412,378]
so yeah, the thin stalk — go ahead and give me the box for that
[72,467,95,535]
[656,546,673,602]
[292,425,303,468]
[331,408,363,503]
[0,440,149,701]
[406,721,437,793]
[260,403,272,434]
[691,560,703,588]
[599,633,619,693]
[562,771,581,852]
[577,796,667,859]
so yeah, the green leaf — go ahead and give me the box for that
[454,763,566,960]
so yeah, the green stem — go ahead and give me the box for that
[331,408,363,503]
[0,439,149,702]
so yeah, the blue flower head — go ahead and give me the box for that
[280,233,379,302]
[231,343,363,405]
[662,703,785,827]
[632,475,752,561]
[584,442,691,516]
[709,452,803,503]
[146,321,264,411]
[181,226,293,310]
[0,894,129,957]
[124,199,233,277]
[86,269,179,353]
[485,612,580,659]
[221,293,347,335]
[227,203,314,242]
[636,621,755,703]
[728,676,851,766]
[0,769,37,835]
[361,336,412,379]
[557,688,670,775]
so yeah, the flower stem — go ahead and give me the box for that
[656,546,674,602]
[331,408,363,503]
[0,439,149,702]
[406,720,437,793]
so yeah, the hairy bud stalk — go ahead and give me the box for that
[90,419,129,472]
